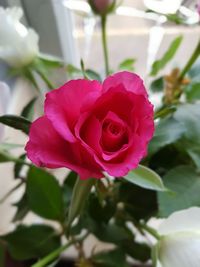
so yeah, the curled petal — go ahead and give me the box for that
[45,79,101,142]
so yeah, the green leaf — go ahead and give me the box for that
[85,69,102,81]
[124,165,166,191]
[62,171,77,206]
[150,77,164,92]
[0,149,14,163]
[118,58,136,71]
[92,249,129,267]
[14,153,26,178]
[118,181,157,220]
[12,193,29,222]
[0,242,5,267]
[174,103,200,143]
[27,167,64,221]
[38,54,63,68]
[150,35,183,76]
[122,240,151,262]
[185,83,200,101]
[67,178,95,227]
[21,97,37,121]
[158,166,200,217]
[0,115,31,134]
[1,225,60,261]
[148,117,185,155]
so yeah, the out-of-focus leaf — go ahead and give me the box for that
[124,165,166,191]
[121,240,151,262]
[62,171,77,206]
[67,178,95,227]
[92,249,129,267]
[27,167,64,222]
[38,54,63,68]
[85,69,102,81]
[185,83,200,101]
[0,242,5,267]
[14,154,26,179]
[150,77,164,92]
[21,97,37,121]
[12,193,29,222]
[148,117,185,155]
[118,181,157,220]
[174,103,200,143]
[1,225,60,261]
[158,166,200,217]
[150,35,183,76]
[0,115,31,134]
[118,58,136,71]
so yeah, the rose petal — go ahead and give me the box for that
[45,79,101,142]
[102,71,148,97]
[94,134,147,177]
[25,116,102,179]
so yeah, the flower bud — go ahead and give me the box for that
[88,0,116,15]
[0,7,39,67]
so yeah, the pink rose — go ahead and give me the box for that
[25,72,154,179]
[88,0,115,15]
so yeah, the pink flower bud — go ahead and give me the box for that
[197,0,200,16]
[88,0,115,15]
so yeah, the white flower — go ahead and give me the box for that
[156,207,200,267]
[143,0,183,14]
[0,7,39,67]
[0,82,10,141]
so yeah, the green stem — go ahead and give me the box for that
[31,241,73,267]
[0,181,24,204]
[31,234,88,267]
[140,223,161,240]
[179,39,200,80]
[101,15,109,76]
[36,70,55,90]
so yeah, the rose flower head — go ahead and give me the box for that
[88,0,116,15]
[25,72,154,179]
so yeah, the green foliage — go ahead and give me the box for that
[14,154,26,179]
[0,115,31,134]
[21,97,37,121]
[117,181,157,221]
[27,167,64,222]
[92,249,129,267]
[66,64,102,81]
[12,193,29,222]
[67,178,95,227]
[1,225,61,261]
[150,35,183,76]
[185,83,200,101]
[150,77,164,92]
[158,166,200,217]
[148,117,185,155]
[124,165,166,191]
[118,58,136,71]
[0,242,5,267]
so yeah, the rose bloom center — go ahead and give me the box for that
[101,119,128,152]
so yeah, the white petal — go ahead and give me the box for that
[0,7,39,67]
[0,82,10,140]
[143,0,183,14]
[159,232,200,267]
[158,207,200,235]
